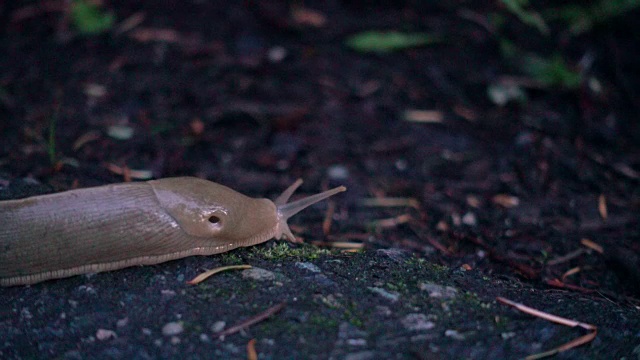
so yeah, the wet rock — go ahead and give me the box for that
[401,314,435,331]
[210,321,226,333]
[367,287,400,302]
[95,329,117,341]
[375,306,392,316]
[161,322,183,336]
[62,350,83,360]
[116,318,128,328]
[444,329,465,340]
[336,322,367,347]
[462,212,477,226]
[376,248,410,263]
[418,283,458,299]
[305,274,336,288]
[295,262,321,273]
[242,267,276,281]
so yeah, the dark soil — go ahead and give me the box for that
[1,1,639,359]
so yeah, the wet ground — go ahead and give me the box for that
[1,1,639,359]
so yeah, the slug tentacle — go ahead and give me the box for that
[275,181,347,242]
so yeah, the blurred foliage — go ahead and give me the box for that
[500,0,549,35]
[522,54,582,89]
[547,0,640,34]
[71,0,114,35]
[345,31,439,53]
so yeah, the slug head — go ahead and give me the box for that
[150,177,346,246]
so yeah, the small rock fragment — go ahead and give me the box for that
[376,248,410,263]
[375,306,392,316]
[401,314,435,331]
[116,317,129,327]
[107,125,134,140]
[161,289,176,297]
[462,212,477,226]
[344,351,376,360]
[242,268,276,281]
[162,322,183,336]
[210,321,226,333]
[336,322,367,347]
[418,283,458,299]
[444,329,465,340]
[96,329,117,341]
[295,262,321,273]
[367,287,400,302]
[346,339,367,346]
[307,274,336,287]
[327,164,350,180]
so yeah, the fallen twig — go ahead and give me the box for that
[322,199,336,235]
[213,302,286,338]
[246,339,257,360]
[497,296,597,360]
[546,278,595,294]
[187,265,252,285]
[311,241,364,249]
[546,249,585,266]
[369,214,413,228]
[580,238,603,254]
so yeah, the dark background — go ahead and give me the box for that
[1,1,639,359]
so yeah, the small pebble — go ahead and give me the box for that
[96,329,117,341]
[401,314,435,331]
[107,125,134,140]
[162,322,183,336]
[376,248,409,263]
[295,262,321,273]
[346,339,367,346]
[268,46,287,62]
[462,212,477,226]
[418,283,458,299]
[367,287,400,302]
[161,289,176,297]
[242,268,276,281]
[211,321,226,333]
[327,164,350,180]
[344,351,376,360]
[444,329,465,340]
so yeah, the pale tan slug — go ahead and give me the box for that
[0,177,346,286]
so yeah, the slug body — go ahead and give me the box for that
[0,177,345,286]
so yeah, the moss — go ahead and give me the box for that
[250,242,331,261]
[343,300,365,328]
[308,314,339,329]
[219,252,244,265]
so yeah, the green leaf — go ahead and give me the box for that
[547,0,640,35]
[345,31,439,53]
[71,0,114,35]
[500,0,549,35]
[523,54,582,89]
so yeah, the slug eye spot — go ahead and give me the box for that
[208,215,221,224]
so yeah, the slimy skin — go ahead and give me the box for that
[0,177,345,286]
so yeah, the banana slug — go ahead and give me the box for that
[0,177,346,286]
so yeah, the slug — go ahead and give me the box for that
[0,177,346,286]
